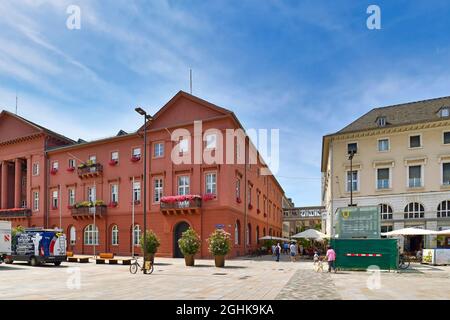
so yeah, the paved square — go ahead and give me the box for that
[1,255,449,300]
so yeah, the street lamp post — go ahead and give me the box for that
[135,107,153,274]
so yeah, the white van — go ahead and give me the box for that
[0,221,12,263]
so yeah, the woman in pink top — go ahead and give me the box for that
[325,245,337,273]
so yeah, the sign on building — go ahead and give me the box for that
[334,206,380,239]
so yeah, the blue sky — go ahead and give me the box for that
[2,0,450,206]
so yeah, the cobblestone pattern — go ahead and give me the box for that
[276,269,342,300]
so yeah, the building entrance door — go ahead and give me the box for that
[174,222,190,258]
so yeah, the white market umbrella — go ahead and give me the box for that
[436,229,450,235]
[291,229,329,240]
[381,227,438,236]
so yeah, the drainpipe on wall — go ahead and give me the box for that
[243,136,248,256]
[44,137,49,229]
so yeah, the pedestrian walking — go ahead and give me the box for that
[289,242,297,262]
[325,245,337,273]
[271,244,276,256]
[275,242,281,262]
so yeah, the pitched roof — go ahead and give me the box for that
[0,110,75,144]
[337,95,450,134]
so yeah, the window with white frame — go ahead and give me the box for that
[257,192,260,211]
[404,202,424,219]
[111,151,119,161]
[52,190,58,208]
[111,184,119,203]
[205,134,217,149]
[52,161,59,170]
[378,139,389,152]
[439,107,450,118]
[133,181,141,202]
[205,173,216,195]
[346,170,358,192]
[68,159,76,168]
[178,176,190,195]
[234,220,240,245]
[379,204,393,220]
[87,186,96,203]
[33,191,39,211]
[154,178,163,202]
[32,162,39,176]
[89,155,96,164]
[409,135,421,148]
[437,201,450,218]
[381,225,393,234]
[179,138,189,153]
[377,168,390,189]
[68,188,75,206]
[132,147,141,158]
[443,163,450,185]
[84,224,99,245]
[133,225,141,246]
[154,142,164,157]
[408,165,422,188]
[376,116,387,127]
[111,225,119,246]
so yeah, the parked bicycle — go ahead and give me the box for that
[129,257,154,274]
[398,254,410,269]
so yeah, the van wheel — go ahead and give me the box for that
[4,258,13,264]
[54,261,61,266]
[30,257,40,267]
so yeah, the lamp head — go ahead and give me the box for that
[135,107,146,116]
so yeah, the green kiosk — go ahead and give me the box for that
[332,206,398,270]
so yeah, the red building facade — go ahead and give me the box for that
[0,92,284,258]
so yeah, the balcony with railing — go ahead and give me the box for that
[160,195,202,215]
[409,178,422,188]
[77,163,103,179]
[0,208,31,219]
[377,179,390,190]
[71,205,107,219]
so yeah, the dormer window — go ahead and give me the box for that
[439,107,450,118]
[376,116,387,127]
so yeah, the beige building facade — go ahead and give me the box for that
[322,96,450,250]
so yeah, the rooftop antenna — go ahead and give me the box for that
[189,68,192,94]
[15,91,18,115]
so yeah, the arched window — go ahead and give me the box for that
[263,227,266,237]
[84,224,98,245]
[246,223,252,245]
[69,226,76,245]
[404,202,424,219]
[133,225,141,246]
[256,226,260,244]
[234,220,240,245]
[379,204,393,220]
[111,225,119,246]
[269,228,272,236]
[437,201,450,218]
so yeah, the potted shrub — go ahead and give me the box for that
[178,227,201,266]
[66,167,75,172]
[109,159,118,166]
[140,230,160,264]
[207,229,231,267]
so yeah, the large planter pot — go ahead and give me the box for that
[214,255,225,268]
[184,255,195,266]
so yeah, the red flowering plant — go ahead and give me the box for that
[109,159,118,166]
[130,155,141,162]
[202,193,216,202]
[66,167,75,172]
[236,197,242,203]
[160,195,201,203]
[248,203,253,210]
[257,209,261,214]
[50,168,58,175]
[108,201,118,208]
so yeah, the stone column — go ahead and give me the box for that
[26,157,31,209]
[15,159,22,208]
[1,161,8,209]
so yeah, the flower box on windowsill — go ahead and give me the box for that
[109,160,118,166]
[67,205,74,209]
[133,200,141,205]
[202,193,216,202]
[257,209,261,214]
[108,202,118,208]
[51,206,58,210]
[236,197,242,204]
[248,204,253,210]
[264,213,267,218]
[130,156,141,163]
[66,167,75,173]
[50,168,58,175]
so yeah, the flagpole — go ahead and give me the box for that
[132,176,135,258]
